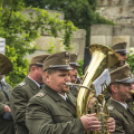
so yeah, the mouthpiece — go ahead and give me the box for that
[130,90,134,94]
[66,82,95,92]
[66,82,74,86]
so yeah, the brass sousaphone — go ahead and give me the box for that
[78,44,121,134]
[67,44,120,134]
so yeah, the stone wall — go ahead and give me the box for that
[96,0,134,26]
[90,24,134,48]
[26,29,86,61]
[97,0,134,7]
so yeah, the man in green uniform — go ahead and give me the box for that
[0,53,14,134]
[10,54,49,134]
[26,51,115,134]
[69,53,80,97]
[111,42,134,112]
[107,64,134,134]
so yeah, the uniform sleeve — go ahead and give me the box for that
[7,83,13,95]
[0,103,6,115]
[26,99,84,134]
[110,113,125,134]
[10,87,28,129]
[0,90,6,115]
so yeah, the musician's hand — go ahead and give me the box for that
[4,105,11,113]
[106,117,115,132]
[88,97,97,109]
[80,113,101,131]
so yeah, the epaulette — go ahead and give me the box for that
[18,82,26,87]
[108,105,114,111]
[36,92,45,97]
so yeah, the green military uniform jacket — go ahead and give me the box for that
[26,84,84,134]
[69,86,78,97]
[0,81,15,134]
[108,99,134,134]
[10,76,40,134]
[127,95,134,114]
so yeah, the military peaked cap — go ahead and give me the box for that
[111,42,128,54]
[110,65,134,84]
[69,53,79,67]
[43,51,72,71]
[30,54,49,66]
[0,53,13,75]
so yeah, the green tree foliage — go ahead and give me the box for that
[77,60,84,77]
[127,48,134,74]
[0,0,76,86]
[23,0,114,47]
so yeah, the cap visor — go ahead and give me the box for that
[70,63,80,67]
[58,66,73,70]
[116,77,134,83]
[115,50,128,54]
[49,65,73,70]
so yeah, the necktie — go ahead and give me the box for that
[66,97,71,104]
[40,85,42,89]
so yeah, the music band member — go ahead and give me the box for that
[26,51,115,134]
[10,54,49,134]
[108,65,134,134]
[0,54,14,134]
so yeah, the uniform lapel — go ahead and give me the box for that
[60,99,76,116]
[127,107,134,116]
[43,84,76,116]
[67,93,76,108]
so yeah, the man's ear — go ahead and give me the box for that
[110,84,118,94]
[44,72,50,83]
[31,66,36,71]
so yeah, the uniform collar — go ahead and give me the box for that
[113,99,128,109]
[42,84,64,102]
[58,93,68,101]
[42,84,76,116]
[28,76,40,87]
[25,76,40,90]
[42,84,76,103]
[109,99,127,114]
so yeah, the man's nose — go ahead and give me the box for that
[74,68,78,74]
[124,55,127,59]
[130,84,133,89]
[66,75,71,81]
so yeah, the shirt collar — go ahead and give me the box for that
[28,76,40,87]
[58,93,68,101]
[113,99,128,109]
